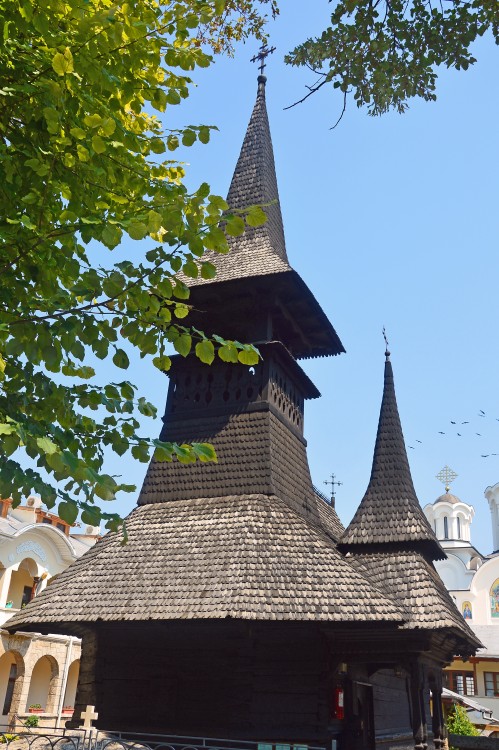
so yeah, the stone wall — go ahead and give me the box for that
[0,630,81,729]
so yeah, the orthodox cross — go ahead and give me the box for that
[324,473,343,507]
[382,326,390,358]
[250,44,276,76]
[436,465,458,493]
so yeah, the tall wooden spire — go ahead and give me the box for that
[188,76,345,359]
[340,353,445,560]
[218,74,290,281]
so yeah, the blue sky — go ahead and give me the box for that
[54,2,499,552]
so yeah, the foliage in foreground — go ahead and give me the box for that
[286,0,499,119]
[446,704,480,741]
[0,0,273,529]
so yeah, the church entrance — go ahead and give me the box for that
[350,682,375,750]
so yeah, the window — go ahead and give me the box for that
[457,517,461,539]
[444,516,449,539]
[485,673,499,697]
[42,518,52,525]
[2,663,17,715]
[21,585,32,607]
[56,522,66,533]
[444,670,475,696]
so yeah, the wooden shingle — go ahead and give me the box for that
[340,357,444,559]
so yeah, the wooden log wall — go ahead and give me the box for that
[68,627,99,729]
[92,621,331,743]
[371,669,411,736]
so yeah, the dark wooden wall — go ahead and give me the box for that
[85,621,332,743]
[70,622,433,750]
[371,669,411,736]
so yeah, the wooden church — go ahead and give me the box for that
[7,70,480,750]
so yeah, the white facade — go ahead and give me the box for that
[423,484,499,720]
[485,483,499,554]
[0,497,99,729]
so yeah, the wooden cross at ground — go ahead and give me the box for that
[250,44,276,77]
[79,704,98,730]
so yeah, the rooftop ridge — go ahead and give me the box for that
[339,357,445,560]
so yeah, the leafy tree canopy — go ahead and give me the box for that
[285,0,499,118]
[0,0,271,530]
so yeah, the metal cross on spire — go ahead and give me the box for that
[436,465,458,493]
[250,43,276,77]
[324,473,343,508]
[382,326,390,360]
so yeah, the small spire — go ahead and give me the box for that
[339,354,444,560]
[206,43,289,278]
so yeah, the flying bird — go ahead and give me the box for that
[479,410,486,416]
[482,455,490,458]
[409,446,415,449]
[438,431,445,435]
[416,440,422,444]
[450,421,456,425]
[476,433,481,437]
[462,421,469,424]
[457,433,462,437]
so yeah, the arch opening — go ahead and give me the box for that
[63,659,80,711]
[25,655,59,713]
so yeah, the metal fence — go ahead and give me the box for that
[0,728,88,750]
[0,729,326,750]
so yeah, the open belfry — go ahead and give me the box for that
[7,69,480,749]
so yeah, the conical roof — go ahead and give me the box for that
[191,75,291,285]
[186,75,345,359]
[340,354,445,560]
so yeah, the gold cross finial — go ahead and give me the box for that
[436,465,458,493]
[250,44,276,77]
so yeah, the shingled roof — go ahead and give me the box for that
[339,354,445,560]
[190,75,290,285]
[184,76,345,359]
[350,551,482,654]
[5,494,406,632]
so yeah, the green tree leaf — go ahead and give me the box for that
[246,206,267,227]
[52,47,74,76]
[174,334,192,357]
[238,347,259,365]
[195,339,215,364]
[58,500,79,525]
[36,437,59,455]
[113,349,130,369]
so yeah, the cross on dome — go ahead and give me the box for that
[436,465,458,493]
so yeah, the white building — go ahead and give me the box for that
[424,481,499,721]
[0,496,99,729]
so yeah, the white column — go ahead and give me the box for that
[0,568,13,608]
[490,498,499,552]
